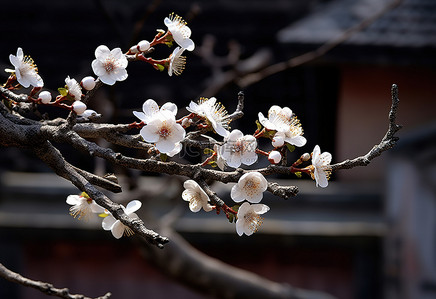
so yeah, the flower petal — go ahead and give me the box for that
[183,179,198,191]
[111,222,125,239]
[133,111,147,122]
[252,203,270,215]
[235,219,245,236]
[315,169,329,188]
[125,200,142,214]
[230,185,245,202]
[286,135,307,147]
[66,195,81,205]
[102,215,117,230]
[140,124,160,143]
[161,102,178,116]
[95,45,111,60]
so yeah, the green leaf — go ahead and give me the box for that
[294,172,302,178]
[255,120,262,131]
[58,87,68,97]
[156,64,165,72]
[286,143,295,153]
[160,153,168,162]
[80,192,90,199]
[227,213,234,223]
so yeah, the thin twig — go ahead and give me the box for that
[237,0,403,88]
[330,84,402,171]
[0,263,111,299]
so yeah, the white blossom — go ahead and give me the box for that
[236,202,270,236]
[258,105,306,147]
[182,180,213,212]
[139,110,185,155]
[221,129,257,168]
[102,200,141,239]
[66,194,104,220]
[231,172,268,203]
[65,76,82,100]
[168,46,186,76]
[8,47,43,88]
[164,13,195,51]
[91,45,128,85]
[311,145,332,188]
[186,97,230,138]
[133,99,177,124]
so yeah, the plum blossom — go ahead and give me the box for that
[258,105,306,147]
[66,193,104,220]
[231,172,268,203]
[187,97,230,138]
[164,13,195,51]
[182,180,213,212]
[221,129,257,168]
[139,110,185,155]
[102,200,142,239]
[91,45,128,85]
[168,46,186,76]
[65,76,82,100]
[236,202,270,236]
[8,47,43,88]
[133,99,177,124]
[310,145,332,188]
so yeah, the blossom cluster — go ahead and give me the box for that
[3,13,195,117]
[2,13,333,239]
[66,193,142,239]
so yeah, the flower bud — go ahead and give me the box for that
[181,118,192,128]
[72,101,87,115]
[129,45,140,54]
[272,134,284,147]
[268,151,282,164]
[301,153,311,161]
[81,76,96,91]
[137,40,150,52]
[38,91,52,104]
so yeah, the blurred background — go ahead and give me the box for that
[0,0,435,298]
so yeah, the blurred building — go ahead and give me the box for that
[1,0,435,298]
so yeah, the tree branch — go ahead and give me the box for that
[0,263,111,299]
[330,84,402,171]
[32,140,169,248]
[140,227,335,299]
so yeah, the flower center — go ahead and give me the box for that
[190,195,201,210]
[159,124,171,138]
[22,55,38,73]
[232,140,243,153]
[243,178,260,197]
[244,212,264,233]
[103,57,117,73]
